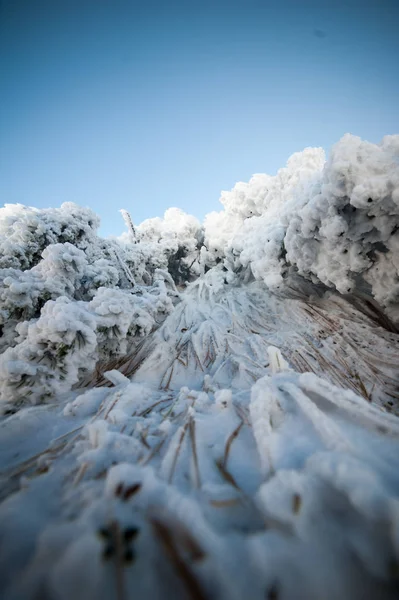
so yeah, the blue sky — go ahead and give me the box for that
[1,0,398,237]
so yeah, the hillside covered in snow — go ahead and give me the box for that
[1,134,399,600]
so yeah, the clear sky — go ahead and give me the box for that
[1,0,398,237]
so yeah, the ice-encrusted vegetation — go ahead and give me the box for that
[0,134,399,599]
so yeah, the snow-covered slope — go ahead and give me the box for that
[1,134,399,599]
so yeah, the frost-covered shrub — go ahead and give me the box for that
[0,240,142,351]
[91,288,148,360]
[202,210,242,270]
[0,243,100,350]
[0,267,44,326]
[0,202,100,270]
[220,147,325,220]
[80,258,120,295]
[284,134,399,313]
[35,243,88,298]
[0,274,176,410]
[0,297,98,411]
[0,202,145,291]
[202,147,324,276]
[89,275,174,361]
[119,207,203,285]
[0,203,182,409]
[232,221,288,290]
[203,134,399,318]
[0,243,89,352]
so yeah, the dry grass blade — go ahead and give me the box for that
[233,403,251,426]
[353,371,371,401]
[1,438,69,479]
[292,493,302,514]
[189,340,204,372]
[347,294,399,333]
[161,395,180,421]
[50,424,85,444]
[290,350,317,375]
[303,303,338,334]
[168,421,189,483]
[306,338,360,393]
[222,421,243,468]
[88,388,119,422]
[162,362,176,390]
[215,460,292,535]
[1,421,92,497]
[73,462,88,486]
[165,518,206,562]
[138,397,172,417]
[188,417,201,489]
[139,429,151,449]
[210,498,242,508]
[103,391,122,421]
[80,337,158,388]
[150,518,208,600]
[141,438,166,466]
[215,458,241,491]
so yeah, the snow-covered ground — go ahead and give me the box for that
[1,134,399,599]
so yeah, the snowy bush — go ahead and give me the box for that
[284,134,399,314]
[90,276,174,361]
[204,134,399,317]
[0,205,182,409]
[0,297,98,411]
[119,207,204,285]
[0,274,175,411]
[0,243,121,352]
[203,146,324,276]
[0,202,100,270]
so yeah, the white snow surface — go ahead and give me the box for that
[1,134,399,599]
